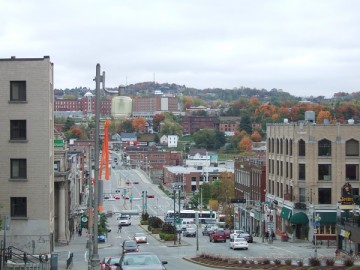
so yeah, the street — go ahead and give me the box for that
[55,157,338,269]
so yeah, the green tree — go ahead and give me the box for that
[120,120,134,133]
[192,129,226,150]
[64,117,75,132]
[98,213,110,237]
[239,114,252,134]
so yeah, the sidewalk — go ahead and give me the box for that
[54,233,111,270]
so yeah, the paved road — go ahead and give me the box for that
[54,167,352,269]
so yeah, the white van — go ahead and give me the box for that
[181,219,194,231]
[117,215,131,226]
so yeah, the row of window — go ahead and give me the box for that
[9,82,27,218]
[268,138,360,157]
[269,160,360,181]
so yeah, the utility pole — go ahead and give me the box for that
[178,187,181,244]
[173,190,176,245]
[90,64,101,269]
[87,144,93,269]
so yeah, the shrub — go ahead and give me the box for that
[343,256,355,267]
[261,258,270,265]
[162,222,175,234]
[325,257,335,266]
[285,258,292,266]
[148,216,163,228]
[147,225,152,232]
[273,259,281,265]
[241,259,247,264]
[141,212,149,221]
[159,232,176,241]
[309,256,321,266]
[140,220,148,225]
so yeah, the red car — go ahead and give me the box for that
[114,195,121,200]
[125,195,130,200]
[104,257,120,270]
[147,194,155,198]
[100,256,111,270]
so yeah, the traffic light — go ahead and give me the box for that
[231,198,246,203]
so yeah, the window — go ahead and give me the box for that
[289,139,293,155]
[299,188,306,202]
[299,164,305,180]
[346,164,359,181]
[280,139,283,154]
[10,120,26,140]
[285,139,288,155]
[10,81,26,101]
[11,159,27,179]
[11,197,27,217]
[346,139,359,156]
[298,139,305,156]
[318,164,332,180]
[54,161,60,172]
[318,188,331,204]
[318,139,331,156]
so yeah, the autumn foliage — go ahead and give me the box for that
[132,117,147,132]
[239,136,253,152]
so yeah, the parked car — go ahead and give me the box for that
[147,194,155,198]
[223,228,231,239]
[230,229,245,239]
[229,237,248,250]
[104,257,120,270]
[100,256,111,270]
[133,232,147,243]
[114,194,121,200]
[115,252,168,270]
[98,235,106,243]
[209,229,226,243]
[238,233,253,243]
[183,227,196,237]
[122,240,139,254]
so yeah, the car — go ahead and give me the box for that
[98,235,106,243]
[122,240,139,254]
[100,256,111,270]
[230,229,245,239]
[114,195,121,200]
[183,227,196,237]
[125,181,130,185]
[147,194,155,198]
[238,233,253,243]
[114,252,168,270]
[202,225,219,236]
[133,232,147,243]
[112,165,115,168]
[118,215,131,226]
[104,257,120,270]
[230,237,248,250]
[104,195,110,200]
[209,229,226,243]
[124,195,130,199]
[133,181,139,184]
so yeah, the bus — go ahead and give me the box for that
[164,209,217,224]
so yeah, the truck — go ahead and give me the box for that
[209,229,226,243]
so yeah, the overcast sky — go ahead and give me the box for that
[1,0,359,98]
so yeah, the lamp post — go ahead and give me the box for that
[314,214,321,257]
[173,189,176,245]
[178,186,181,245]
[87,144,93,268]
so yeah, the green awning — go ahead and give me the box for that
[280,207,292,220]
[290,212,309,225]
[317,212,336,224]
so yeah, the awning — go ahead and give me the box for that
[317,212,336,224]
[290,212,309,225]
[280,207,292,220]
